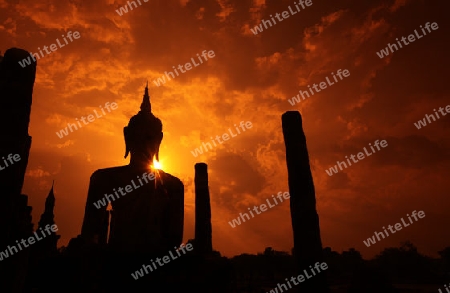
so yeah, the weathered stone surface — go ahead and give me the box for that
[0,48,35,293]
[0,48,35,196]
[282,111,329,293]
[195,162,212,255]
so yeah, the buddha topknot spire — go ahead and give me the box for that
[140,80,151,113]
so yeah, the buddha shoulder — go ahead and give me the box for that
[89,165,131,182]
[159,171,184,191]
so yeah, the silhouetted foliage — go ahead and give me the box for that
[347,265,400,293]
[438,246,450,272]
[372,241,435,283]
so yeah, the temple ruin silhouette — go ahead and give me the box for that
[0,48,37,292]
[4,47,441,292]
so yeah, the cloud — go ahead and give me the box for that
[3,0,449,259]
[26,167,51,178]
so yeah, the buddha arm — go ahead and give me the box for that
[80,171,109,245]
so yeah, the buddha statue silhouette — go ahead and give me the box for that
[80,83,184,255]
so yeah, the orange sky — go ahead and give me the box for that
[1,0,449,259]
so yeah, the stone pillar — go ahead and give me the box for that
[0,48,36,293]
[0,48,35,196]
[281,111,328,293]
[194,163,212,255]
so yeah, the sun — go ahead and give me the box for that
[152,157,163,170]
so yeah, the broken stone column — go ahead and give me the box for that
[281,111,328,293]
[194,163,212,255]
[0,48,35,196]
[0,48,36,293]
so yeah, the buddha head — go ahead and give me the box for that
[123,83,162,166]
